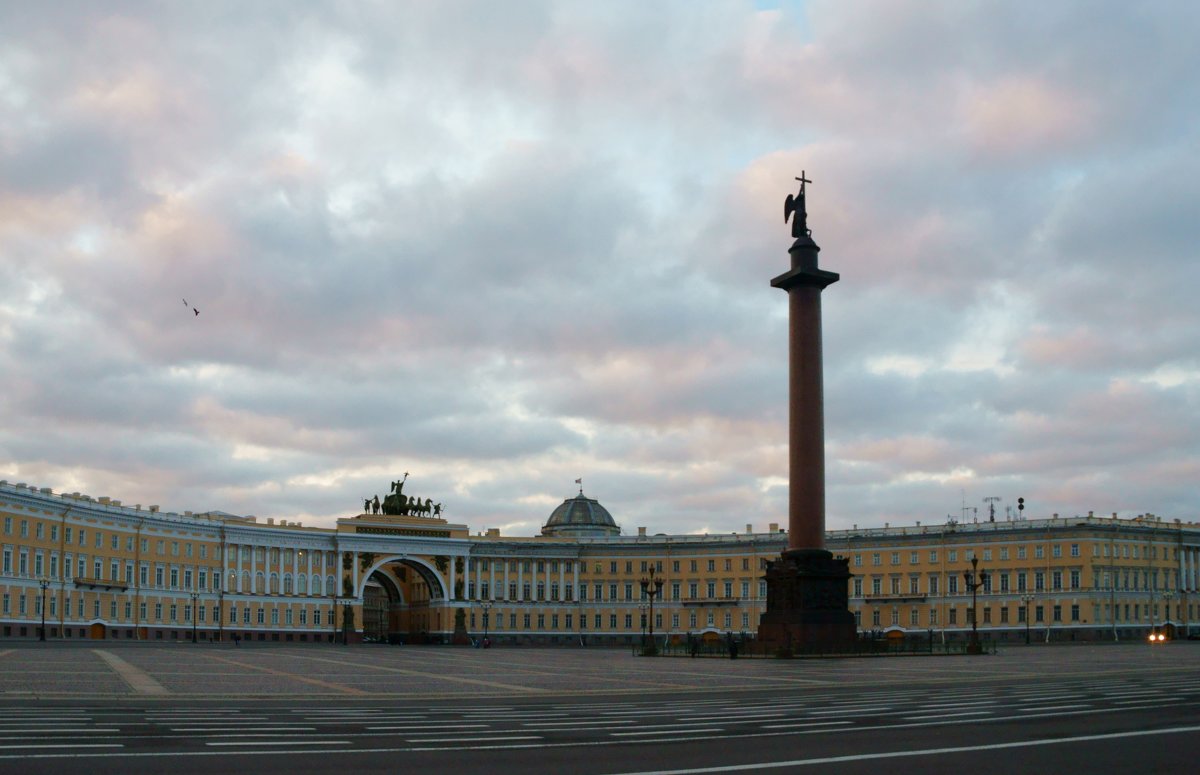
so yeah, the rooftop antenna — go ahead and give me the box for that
[983,496,1001,523]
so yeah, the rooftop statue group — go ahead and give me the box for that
[363,473,443,517]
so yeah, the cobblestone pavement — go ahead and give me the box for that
[0,642,1197,700]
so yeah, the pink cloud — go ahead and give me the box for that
[959,75,1096,158]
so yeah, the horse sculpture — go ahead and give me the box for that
[375,474,444,518]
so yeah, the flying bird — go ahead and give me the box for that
[184,299,199,316]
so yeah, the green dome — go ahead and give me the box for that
[542,492,620,537]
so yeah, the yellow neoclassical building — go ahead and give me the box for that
[1,479,1197,644]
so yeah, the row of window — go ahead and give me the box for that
[462,579,767,602]
[853,567,1180,597]
[855,600,1197,628]
[1,518,219,559]
[0,592,333,627]
[853,541,1185,568]
[466,609,754,632]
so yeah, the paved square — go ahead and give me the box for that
[2,642,1197,701]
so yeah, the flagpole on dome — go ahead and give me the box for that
[575,478,583,496]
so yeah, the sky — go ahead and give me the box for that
[2,1,1199,538]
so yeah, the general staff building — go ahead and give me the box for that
[2,480,1197,644]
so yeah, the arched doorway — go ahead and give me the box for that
[363,572,404,642]
[358,557,450,643]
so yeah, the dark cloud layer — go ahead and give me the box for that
[2,1,1198,535]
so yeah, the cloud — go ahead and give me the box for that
[2,1,1199,538]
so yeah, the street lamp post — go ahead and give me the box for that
[638,602,649,649]
[38,578,49,642]
[963,557,988,654]
[1021,593,1034,645]
[1162,591,1174,639]
[481,600,493,645]
[331,595,339,645]
[189,590,199,643]
[639,568,664,656]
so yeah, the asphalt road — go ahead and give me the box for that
[1,643,1197,773]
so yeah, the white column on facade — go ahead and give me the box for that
[250,544,257,593]
[558,562,565,602]
[306,549,313,594]
[517,561,524,602]
[351,551,359,598]
[503,560,510,601]
[572,561,579,602]
[464,556,471,599]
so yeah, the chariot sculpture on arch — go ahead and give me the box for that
[372,472,443,517]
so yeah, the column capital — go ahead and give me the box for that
[771,265,839,291]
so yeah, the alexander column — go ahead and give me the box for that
[757,173,856,652]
